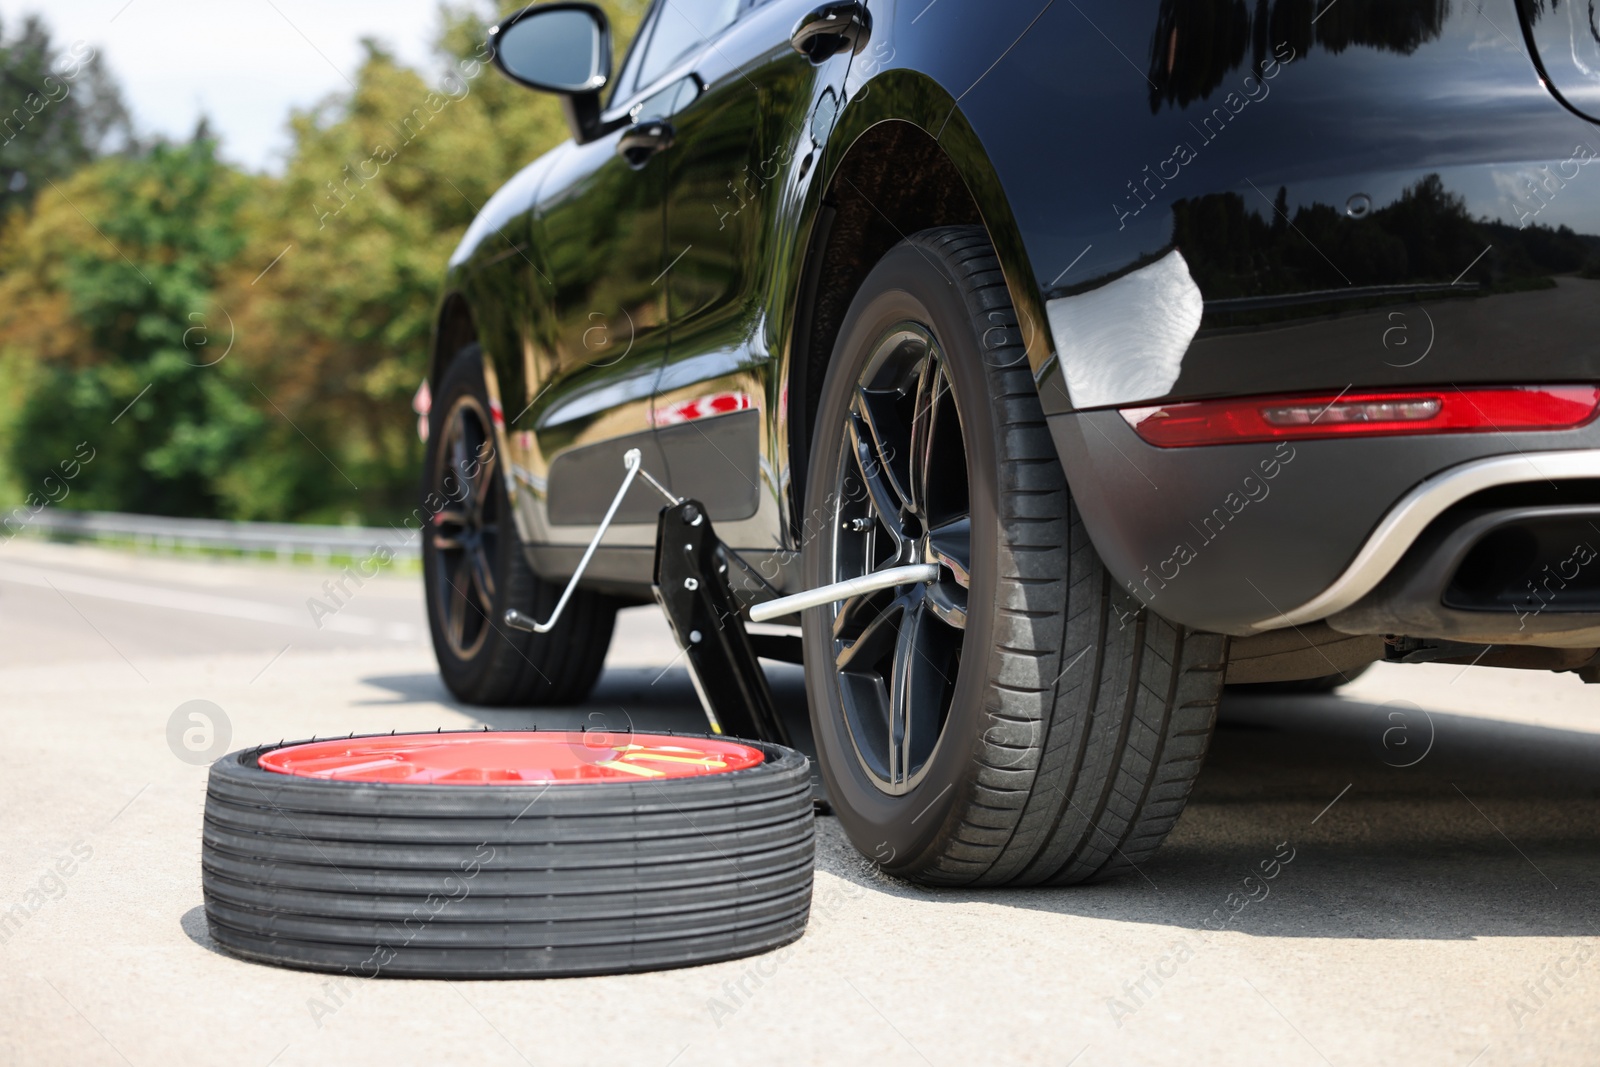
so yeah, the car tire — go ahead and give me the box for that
[201,732,815,978]
[801,225,1229,887]
[424,344,616,706]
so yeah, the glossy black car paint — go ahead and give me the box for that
[435,0,1600,641]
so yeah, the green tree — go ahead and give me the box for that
[222,0,645,521]
[2,136,262,516]
[0,1,647,522]
[0,13,132,219]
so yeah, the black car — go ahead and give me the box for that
[421,0,1600,886]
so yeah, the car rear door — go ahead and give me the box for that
[652,0,860,532]
[520,9,684,540]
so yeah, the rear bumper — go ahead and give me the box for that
[1048,411,1600,638]
[1327,500,1600,648]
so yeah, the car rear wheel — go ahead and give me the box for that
[424,344,616,706]
[801,226,1229,886]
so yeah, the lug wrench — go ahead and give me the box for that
[747,564,940,623]
[504,448,660,635]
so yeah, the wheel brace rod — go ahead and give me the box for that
[506,451,938,742]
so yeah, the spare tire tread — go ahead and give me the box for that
[204,883,813,946]
[200,820,809,871]
[200,837,814,894]
[202,735,815,978]
[207,915,809,978]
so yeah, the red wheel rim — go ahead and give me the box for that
[258,732,765,785]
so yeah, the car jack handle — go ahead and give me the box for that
[504,448,666,636]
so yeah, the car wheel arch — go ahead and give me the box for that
[785,88,1058,539]
[429,291,479,392]
[427,291,511,469]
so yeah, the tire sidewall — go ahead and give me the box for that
[802,242,1004,874]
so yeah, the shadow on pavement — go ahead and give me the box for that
[813,691,1600,940]
[358,660,1598,939]
[178,905,232,960]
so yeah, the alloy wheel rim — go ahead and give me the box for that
[430,395,499,660]
[828,322,971,796]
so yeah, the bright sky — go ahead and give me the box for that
[0,0,454,172]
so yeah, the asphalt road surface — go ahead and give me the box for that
[0,540,1596,1066]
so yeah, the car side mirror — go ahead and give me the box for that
[489,2,612,143]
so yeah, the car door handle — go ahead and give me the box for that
[790,1,871,62]
[617,119,675,170]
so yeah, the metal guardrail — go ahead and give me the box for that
[10,508,421,561]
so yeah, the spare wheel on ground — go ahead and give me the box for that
[201,730,815,978]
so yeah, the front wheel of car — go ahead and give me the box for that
[423,344,617,706]
[801,226,1229,886]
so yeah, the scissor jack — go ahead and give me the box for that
[505,450,936,744]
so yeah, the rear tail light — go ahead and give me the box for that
[1120,385,1600,448]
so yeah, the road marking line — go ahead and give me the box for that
[0,561,417,641]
